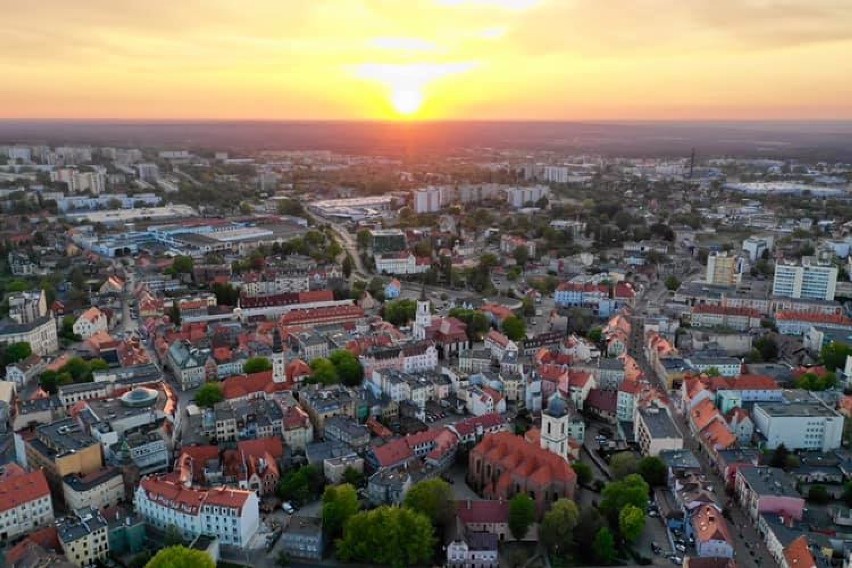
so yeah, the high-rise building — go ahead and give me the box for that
[136,163,159,183]
[413,187,442,214]
[706,251,742,287]
[772,259,838,301]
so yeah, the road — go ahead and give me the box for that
[627,276,772,568]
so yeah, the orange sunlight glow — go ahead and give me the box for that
[391,89,424,116]
[353,62,478,119]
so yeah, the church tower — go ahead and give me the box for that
[271,327,286,383]
[541,394,571,461]
[413,285,431,341]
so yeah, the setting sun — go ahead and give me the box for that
[391,89,424,116]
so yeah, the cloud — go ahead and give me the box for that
[370,37,438,51]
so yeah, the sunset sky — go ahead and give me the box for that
[2,0,852,120]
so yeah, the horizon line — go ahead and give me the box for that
[2,117,852,125]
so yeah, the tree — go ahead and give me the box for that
[342,466,364,487]
[163,524,184,546]
[588,327,603,344]
[610,452,639,480]
[171,255,194,274]
[309,357,339,385]
[592,527,616,565]
[664,275,681,291]
[322,484,360,539]
[168,303,181,326]
[574,506,605,563]
[145,546,214,568]
[794,371,837,391]
[502,315,526,341]
[403,478,456,528]
[808,484,831,505]
[336,506,435,568]
[513,246,530,267]
[61,357,93,383]
[754,336,779,362]
[329,349,364,387]
[2,342,32,365]
[382,299,418,326]
[195,382,224,408]
[540,498,579,558]
[822,342,852,372]
[212,283,240,306]
[276,465,324,506]
[573,461,593,486]
[508,494,535,540]
[342,255,353,278]
[276,198,305,217]
[243,356,272,374]
[600,474,650,520]
[619,504,646,542]
[637,456,667,487]
[769,444,790,469]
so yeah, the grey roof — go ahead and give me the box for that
[57,507,108,544]
[658,450,701,471]
[637,407,682,439]
[34,418,98,457]
[467,531,499,552]
[284,515,322,537]
[738,466,800,498]
[63,467,122,492]
[755,400,840,419]
[0,315,53,335]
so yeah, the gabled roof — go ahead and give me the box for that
[0,469,50,513]
[455,499,509,525]
[691,504,733,544]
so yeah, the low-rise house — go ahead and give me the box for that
[455,499,510,541]
[72,307,109,340]
[280,516,324,560]
[689,504,735,558]
[447,531,499,568]
[57,507,110,567]
[735,466,805,523]
[366,468,412,505]
[323,416,370,452]
[323,454,364,485]
[62,467,125,512]
[5,354,46,388]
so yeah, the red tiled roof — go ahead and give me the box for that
[783,535,816,568]
[586,389,617,413]
[452,413,505,437]
[221,370,289,399]
[0,469,50,513]
[298,290,334,303]
[691,504,733,544]
[238,437,284,460]
[283,405,311,430]
[692,304,760,318]
[707,374,779,392]
[141,475,252,514]
[776,311,852,325]
[455,499,509,525]
[471,432,576,487]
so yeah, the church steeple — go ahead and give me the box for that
[271,327,286,383]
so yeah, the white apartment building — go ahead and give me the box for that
[543,166,570,184]
[51,168,106,195]
[706,251,742,287]
[8,289,48,325]
[742,236,773,262]
[72,307,109,339]
[752,399,844,451]
[374,253,429,275]
[634,404,684,457]
[136,163,159,183]
[0,469,55,542]
[773,259,838,301]
[413,186,442,214]
[135,476,259,547]
[0,316,59,356]
[505,185,550,208]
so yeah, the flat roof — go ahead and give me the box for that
[638,407,682,439]
[756,401,840,419]
[739,466,801,498]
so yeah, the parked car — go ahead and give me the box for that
[282,502,295,514]
[675,544,687,553]
[670,557,683,565]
